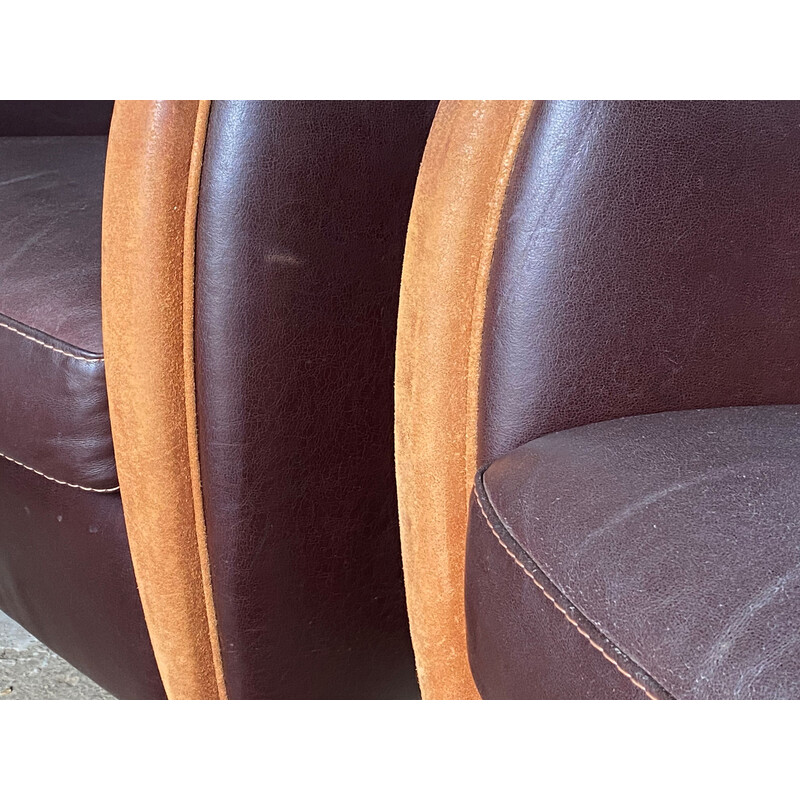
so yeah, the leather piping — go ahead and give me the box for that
[472,471,672,700]
[182,100,227,700]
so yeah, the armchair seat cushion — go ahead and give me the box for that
[467,405,800,699]
[0,136,116,493]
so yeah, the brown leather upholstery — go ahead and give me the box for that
[462,101,800,698]
[0,456,164,699]
[466,489,645,700]
[195,101,437,698]
[103,100,437,698]
[395,101,533,699]
[0,136,107,350]
[0,122,163,698]
[2,99,437,699]
[0,318,115,492]
[478,101,800,466]
[468,406,800,700]
[0,101,114,136]
[0,136,115,492]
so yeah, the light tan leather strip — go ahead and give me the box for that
[395,101,534,699]
[182,100,227,699]
[102,101,222,699]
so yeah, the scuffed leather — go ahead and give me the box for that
[0,122,161,697]
[0,136,106,352]
[469,406,800,700]
[479,101,800,467]
[0,136,116,491]
[466,488,647,700]
[196,101,437,698]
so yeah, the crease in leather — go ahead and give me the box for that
[395,101,534,699]
[473,469,671,701]
[102,100,222,700]
[182,100,227,700]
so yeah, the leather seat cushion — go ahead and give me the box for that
[0,136,116,492]
[467,405,800,699]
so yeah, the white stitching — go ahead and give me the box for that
[0,321,104,363]
[472,485,660,701]
[0,450,119,493]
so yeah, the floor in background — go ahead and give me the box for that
[0,611,113,700]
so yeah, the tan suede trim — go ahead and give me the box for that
[395,101,534,700]
[102,100,224,700]
[183,100,227,699]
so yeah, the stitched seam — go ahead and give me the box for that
[472,485,661,701]
[0,450,119,493]
[0,321,104,363]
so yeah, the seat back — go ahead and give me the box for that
[479,100,800,465]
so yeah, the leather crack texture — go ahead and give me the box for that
[473,470,672,700]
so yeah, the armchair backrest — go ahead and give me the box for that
[103,100,437,699]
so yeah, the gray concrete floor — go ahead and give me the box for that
[0,610,113,700]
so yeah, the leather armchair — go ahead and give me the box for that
[0,100,437,699]
[8,100,796,701]
[396,101,800,700]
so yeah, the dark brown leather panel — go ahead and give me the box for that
[195,101,437,698]
[0,102,114,136]
[0,136,106,353]
[0,314,116,491]
[0,135,115,490]
[473,405,800,699]
[465,488,650,700]
[0,455,164,699]
[479,101,800,467]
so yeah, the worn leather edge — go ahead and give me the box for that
[182,100,227,700]
[395,101,534,699]
[473,468,671,700]
[102,100,222,700]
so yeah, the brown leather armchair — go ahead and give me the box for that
[0,99,437,699]
[8,100,797,701]
[397,100,800,700]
